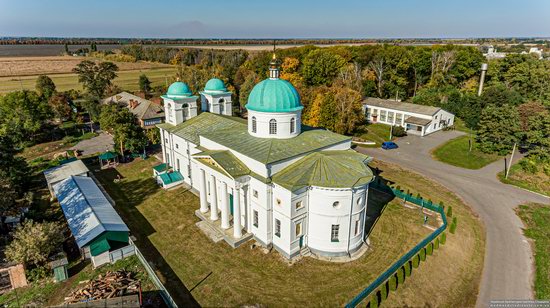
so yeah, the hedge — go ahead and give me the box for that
[404,262,412,277]
[369,294,379,308]
[389,275,397,291]
[450,217,458,234]
[420,247,427,261]
[434,238,440,249]
[446,205,453,217]
[426,243,433,255]
[380,282,388,300]
[397,267,405,285]
[412,254,420,268]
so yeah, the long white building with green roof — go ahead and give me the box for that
[156,56,375,259]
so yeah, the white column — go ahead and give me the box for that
[233,186,242,238]
[199,169,208,213]
[220,182,230,229]
[209,175,218,221]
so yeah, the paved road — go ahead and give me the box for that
[70,132,114,156]
[356,131,549,307]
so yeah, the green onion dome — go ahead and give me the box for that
[166,81,192,98]
[246,79,303,113]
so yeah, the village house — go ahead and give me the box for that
[362,97,455,137]
[102,92,165,129]
[156,57,374,259]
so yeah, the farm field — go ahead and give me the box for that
[93,157,483,307]
[0,66,176,94]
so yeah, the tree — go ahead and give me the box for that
[0,91,51,144]
[476,104,521,155]
[0,178,18,232]
[73,60,118,98]
[139,74,152,95]
[48,93,72,122]
[99,104,147,155]
[525,112,550,160]
[35,75,56,99]
[368,56,385,97]
[302,49,346,86]
[517,101,548,131]
[5,220,64,267]
[333,86,363,134]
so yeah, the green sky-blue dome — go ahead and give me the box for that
[166,81,192,98]
[246,79,302,113]
[204,78,227,92]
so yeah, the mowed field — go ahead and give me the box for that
[0,56,176,93]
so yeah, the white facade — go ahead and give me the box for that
[247,110,302,139]
[363,99,455,137]
[200,92,233,116]
[163,96,198,126]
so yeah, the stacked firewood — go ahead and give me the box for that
[64,270,140,303]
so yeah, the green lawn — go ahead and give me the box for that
[516,203,550,299]
[354,123,392,148]
[92,157,483,307]
[498,161,550,197]
[432,135,501,169]
[0,67,176,94]
[0,256,159,307]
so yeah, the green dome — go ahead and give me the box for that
[204,78,227,92]
[166,81,192,98]
[246,79,302,113]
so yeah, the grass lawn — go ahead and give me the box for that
[0,67,176,94]
[354,123,392,148]
[0,256,159,307]
[516,203,550,299]
[93,157,484,307]
[432,135,501,169]
[498,162,550,197]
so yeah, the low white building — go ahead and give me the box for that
[156,58,374,259]
[362,98,455,137]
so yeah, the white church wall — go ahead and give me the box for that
[247,110,302,139]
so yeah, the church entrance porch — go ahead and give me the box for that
[195,209,253,248]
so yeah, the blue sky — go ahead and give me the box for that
[1,0,549,38]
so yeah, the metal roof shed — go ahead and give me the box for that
[44,160,89,196]
[53,176,129,257]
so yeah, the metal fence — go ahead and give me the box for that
[346,184,448,308]
[132,241,179,308]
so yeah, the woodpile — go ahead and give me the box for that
[64,270,140,304]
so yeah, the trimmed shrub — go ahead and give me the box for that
[426,243,433,255]
[392,125,407,137]
[380,282,388,300]
[446,205,453,217]
[396,185,401,191]
[434,238,440,249]
[404,262,412,277]
[420,248,426,261]
[406,189,410,195]
[450,217,458,234]
[397,267,405,285]
[439,201,445,210]
[369,294,379,308]
[440,232,447,245]
[416,193,422,199]
[412,254,420,268]
[389,275,397,291]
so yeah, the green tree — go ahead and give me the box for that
[440,232,447,245]
[139,74,152,95]
[525,112,550,160]
[333,86,363,134]
[450,217,458,234]
[446,205,453,217]
[0,91,51,144]
[73,60,119,98]
[99,104,147,155]
[476,104,521,154]
[302,49,346,86]
[48,93,72,122]
[35,75,56,99]
[5,220,64,267]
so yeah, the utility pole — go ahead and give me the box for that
[470,63,488,152]
[506,142,517,179]
[389,125,393,141]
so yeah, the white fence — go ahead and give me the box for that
[91,244,136,268]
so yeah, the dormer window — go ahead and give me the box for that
[269,119,277,135]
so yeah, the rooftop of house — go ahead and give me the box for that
[158,112,351,165]
[44,159,89,187]
[363,97,441,116]
[102,92,164,120]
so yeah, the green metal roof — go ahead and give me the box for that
[153,163,169,173]
[165,81,192,98]
[193,150,250,178]
[272,150,374,191]
[159,171,184,185]
[158,113,350,164]
[246,78,303,112]
[204,78,227,92]
[98,151,117,160]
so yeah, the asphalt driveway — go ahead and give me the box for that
[357,131,549,307]
[70,132,114,156]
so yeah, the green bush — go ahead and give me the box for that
[434,238,440,249]
[440,232,447,245]
[519,159,538,174]
[446,205,453,217]
[450,217,458,234]
[426,243,433,255]
[392,125,407,137]
[397,267,405,285]
[439,201,445,210]
[389,275,397,291]
[420,248,426,261]
[543,164,550,176]
[416,193,422,199]
[404,262,412,277]
[369,294,379,308]
[26,266,49,283]
[380,282,388,300]
[412,254,420,268]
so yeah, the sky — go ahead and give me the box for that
[1,0,549,39]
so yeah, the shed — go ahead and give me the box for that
[53,176,130,265]
[49,254,69,282]
[44,159,89,196]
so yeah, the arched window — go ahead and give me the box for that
[290,118,295,133]
[251,116,257,133]
[269,119,277,135]
[219,98,225,104]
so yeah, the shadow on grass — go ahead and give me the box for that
[92,166,200,308]
[364,168,396,238]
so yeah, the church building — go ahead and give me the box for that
[156,56,374,259]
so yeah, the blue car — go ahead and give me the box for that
[381,141,398,150]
